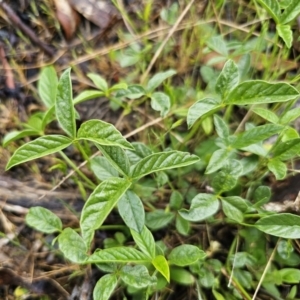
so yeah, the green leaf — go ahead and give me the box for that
[187,97,222,128]
[231,124,283,149]
[55,68,76,138]
[118,190,145,233]
[58,228,88,263]
[77,119,134,150]
[130,226,156,259]
[170,191,184,210]
[215,60,239,98]
[256,0,280,22]
[280,107,300,125]
[213,115,229,139]
[146,70,176,92]
[225,81,299,105]
[206,36,228,56]
[73,90,104,105]
[87,73,108,92]
[253,186,271,204]
[150,92,170,117]
[168,245,206,266]
[278,269,300,283]
[170,267,195,285]
[109,82,128,92]
[126,142,153,164]
[80,178,131,247]
[175,214,190,236]
[272,138,300,160]
[3,130,40,146]
[41,106,55,130]
[267,158,287,180]
[6,135,72,170]
[90,156,118,181]
[255,213,300,239]
[222,159,243,177]
[89,247,151,263]
[152,255,170,282]
[205,148,231,174]
[97,145,130,176]
[93,274,117,300]
[26,207,62,233]
[179,194,219,222]
[252,107,279,123]
[38,66,58,108]
[115,84,146,99]
[145,210,175,230]
[282,127,299,141]
[130,151,199,179]
[221,196,248,223]
[280,0,300,24]
[120,265,156,288]
[211,172,237,193]
[276,24,293,48]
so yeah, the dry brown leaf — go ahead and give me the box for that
[69,0,118,28]
[54,0,80,40]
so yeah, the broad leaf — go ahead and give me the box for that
[280,0,300,24]
[206,36,228,56]
[231,124,283,149]
[55,68,76,138]
[255,213,300,239]
[272,138,300,160]
[3,130,40,146]
[145,210,175,230]
[225,81,299,105]
[146,69,176,92]
[80,178,131,247]
[38,66,58,108]
[215,60,239,98]
[279,269,300,284]
[170,267,195,285]
[152,255,170,282]
[213,115,229,139]
[256,0,280,22]
[280,107,300,125]
[87,73,108,92]
[187,97,222,128]
[118,190,145,233]
[130,151,199,179]
[115,84,145,99]
[77,120,133,150]
[150,92,170,117]
[89,247,151,263]
[97,145,130,176]
[130,226,156,259]
[168,245,206,266]
[175,215,190,236]
[276,24,292,48]
[212,172,237,193]
[26,207,62,233]
[90,156,118,180]
[93,274,117,300]
[58,228,88,263]
[120,265,156,288]
[222,159,243,177]
[267,159,287,180]
[221,196,248,223]
[6,135,72,170]
[251,107,279,124]
[73,90,104,105]
[126,142,153,164]
[206,148,231,174]
[179,194,219,222]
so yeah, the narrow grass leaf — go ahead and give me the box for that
[118,190,145,233]
[168,245,206,266]
[130,226,156,259]
[146,70,176,92]
[187,97,222,128]
[276,24,293,48]
[89,247,151,263]
[130,151,199,179]
[58,228,88,263]
[280,0,300,24]
[267,159,287,180]
[256,0,280,22]
[93,274,117,300]
[26,207,62,233]
[215,60,239,98]
[226,81,299,105]
[120,265,156,288]
[87,73,108,92]
[73,90,104,105]
[38,66,58,108]
[6,135,72,170]
[206,148,231,174]
[97,145,130,176]
[55,68,76,138]
[150,92,170,117]
[252,107,279,123]
[272,138,300,160]
[77,119,133,150]
[179,194,219,222]
[80,178,131,247]
[152,255,170,282]
[255,213,300,239]
[231,124,283,149]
